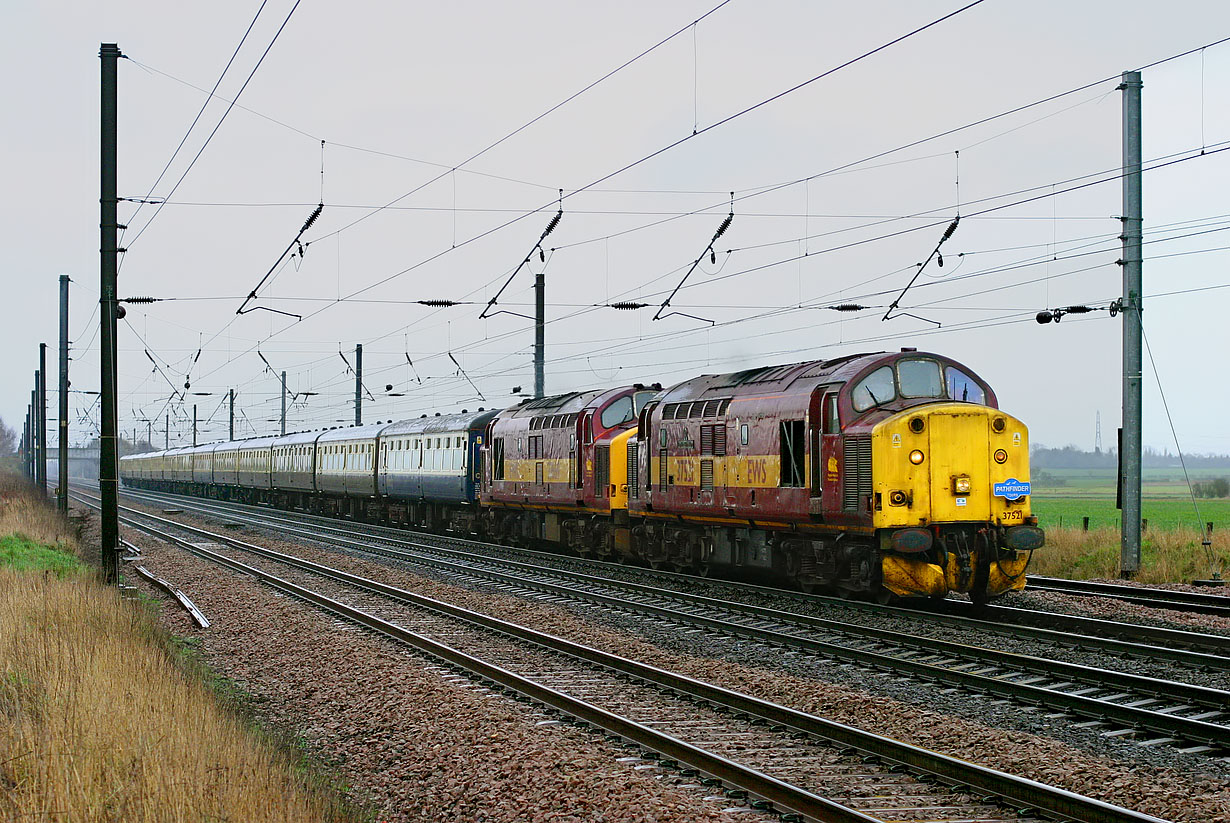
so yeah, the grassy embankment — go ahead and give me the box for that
[0,473,358,822]
[1029,467,1229,582]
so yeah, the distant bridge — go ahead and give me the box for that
[45,446,101,483]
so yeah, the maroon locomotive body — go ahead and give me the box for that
[625,350,1038,599]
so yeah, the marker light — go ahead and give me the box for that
[952,475,972,494]
[909,449,925,465]
[994,448,1008,464]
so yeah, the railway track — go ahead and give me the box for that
[74,489,1171,823]
[102,484,1230,659]
[87,486,1230,756]
[1027,576,1230,618]
[98,484,1230,657]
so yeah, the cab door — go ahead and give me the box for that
[816,388,841,517]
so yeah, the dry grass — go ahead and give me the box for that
[1029,524,1229,583]
[0,470,357,823]
[0,473,77,556]
[0,569,356,822]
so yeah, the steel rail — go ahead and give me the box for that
[1028,576,1230,617]
[132,563,211,628]
[106,483,1230,665]
[74,490,1170,823]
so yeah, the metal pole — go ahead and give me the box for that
[38,348,48,493]
[229,388,235,440]
[192,404,197,447]
[354,344,362,426]
[58,275,69,513]
[280,371,287,435]
[165,413,169,450]
[22,410,30,479]
[534,272,544,399]
[29,392,36,480]
[1119,70,1143,578]
[99,42,121,584]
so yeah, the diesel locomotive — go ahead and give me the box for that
[120,348,1043,602]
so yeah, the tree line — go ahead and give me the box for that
[1031,444,1230,469]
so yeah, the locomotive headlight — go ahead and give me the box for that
[908,449,925,465]
[994,448,1008,464]
[952,475,972,494]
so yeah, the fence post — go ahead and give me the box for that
[1082,516,1089,532]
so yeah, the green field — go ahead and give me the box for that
[1031,467,1229,531]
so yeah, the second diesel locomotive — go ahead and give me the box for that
[120,349,1043,602]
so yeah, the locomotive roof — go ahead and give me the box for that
[499,385,641,420]
[380,408,500,437]
[654,351,946,402]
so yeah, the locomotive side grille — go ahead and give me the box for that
[700,425,714,455]
[627,441,639,498]
[842,435,872,511]
[700,458,714,490]
[714,425,727,456]
[595,445,610,496]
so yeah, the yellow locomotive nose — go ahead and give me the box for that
[871,404,1037,599]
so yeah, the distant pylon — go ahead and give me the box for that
[1095,410,1102,453]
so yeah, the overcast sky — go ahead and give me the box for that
[5,1,1230,453]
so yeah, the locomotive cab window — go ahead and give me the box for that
[946,366,986,405]
[897,358,944,399]
[600,395,636,429]
[823,393,840,434]
[852,366,895,411]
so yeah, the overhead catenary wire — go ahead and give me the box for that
[170,32,1230,398]
[236,202,324,317]
[121,0,306,254]
[313,0,738,245]
[184,0,995,400]
[259,0,990,336]
[108,30,1230,435]
[122,0,271,240]
[479,202,563,320]
[653,203,734,323]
